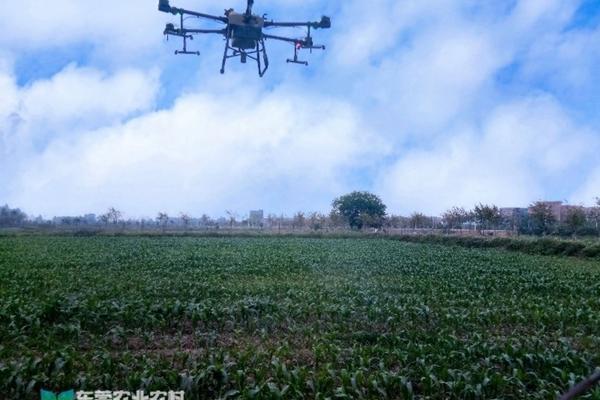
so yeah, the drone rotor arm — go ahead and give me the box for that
[264,21,313,28]
[263,34,325,51]
[264,16,331,29]
[158,1,227,23]
[174,8,228,23]
[180,28,227,35]
[262,33,299,44]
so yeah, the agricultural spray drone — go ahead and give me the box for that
[158,0,331,77]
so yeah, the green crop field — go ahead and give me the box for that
[0,236,599,399]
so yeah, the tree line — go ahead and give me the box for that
[2,193,600,237]
[439,201,600,236]
[327,192,600,237]
[0,205,27,227]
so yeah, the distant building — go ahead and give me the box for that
[559,205,585,222]
[500,207,528,219]
[249,210,264,227]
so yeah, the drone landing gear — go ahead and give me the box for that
[220,32,269,77]
[287,44,308,66]
[286,29,325,67]
[164,19,200,56]
[175,35,200,56]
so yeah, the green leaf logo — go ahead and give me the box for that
[40,389,75,400]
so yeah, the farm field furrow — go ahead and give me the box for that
[0,236,599,399]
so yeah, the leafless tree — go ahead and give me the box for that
[180,212,191,232]
[99,207,122,228]
[99,214,110,226]
[157,212,169,233]
[308,212,326,231]
[226,210,237,231]
[442,207,470,230]
[293,212,306,231]
[266,214,278,230]
[200,214,212,228]
[409,212,428,229]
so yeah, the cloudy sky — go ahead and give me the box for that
[1,0,599,218]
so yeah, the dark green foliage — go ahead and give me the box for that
[442,207,470,230]
[391,234,600,259]
[473,204,502,230]
[331,191,387,230]
[529,202,557,235]
[0,236,599,399]
[0,205,27,227]
[560,207,588,237]
[582,244,600,258]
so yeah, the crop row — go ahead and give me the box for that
[0,236,598,399]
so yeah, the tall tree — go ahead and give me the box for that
[226,210,237,231]
[107,207,122,225]
[293,212,306,230]
[308,212,326,231]
[0,205,27,227]
[442,207,470,230]
[99,207,121,227]
[200,214,212,227]
[589,198,600,232]
[157,212,169,232]
[266,214,278,229]
[331,191,387,230]
[529,202,556,235]
[409,212,429,229]
[385,215,406,229]
[562,207,587,235]
[180,213,191,231]
[99,214,110,226]
[473,204,502,231]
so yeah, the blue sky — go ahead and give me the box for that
[1,0,599,218]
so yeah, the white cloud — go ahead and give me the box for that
[0,65,160,211]
[5,89,383,217]
[20,65,159,126]
[377,96,598,214]
[519,25,600,93]
[573,168,600,205]
[354,26,506,135]
[510,0,579,31]
[0,65,159,155]
[0,0,163,55]
[2,0,600,217]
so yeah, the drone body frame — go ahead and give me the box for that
[159,0,331,77]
